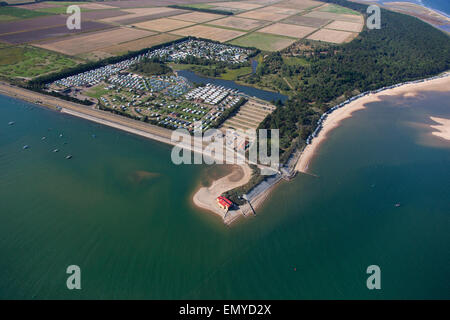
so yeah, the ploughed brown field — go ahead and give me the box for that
[0,15,67,35]
[100,7,184,23]
[0,21,112,44]
[36,27,156,55]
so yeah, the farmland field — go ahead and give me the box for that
[0,45,78,78]
[319,3,360,15]
[171,25,245,42]
[274,0,323,10]
[133,18,195,32]
[209,16,267,31]
[258,23,317,39]
[170,11,225,23]
[100,33,182,55]
[0,15,67,35]
[326,20,363,32]
[229,32,297,51]
[0,21,113,44]
[36,27,156,55]
[237,10,290,22]
[281,14,330,28]
[212,1,263,11]
[0,6,51,22]
[307,28,355,43]
[303,10,363,22]
[100,7,182,24]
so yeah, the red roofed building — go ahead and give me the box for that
[216,196,233,211]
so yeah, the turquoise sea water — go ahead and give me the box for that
[0,90,449,299]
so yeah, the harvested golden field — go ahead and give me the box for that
[213,1,264,11]
[171,25,245,42]
[100,33,181,55]
[325,20,363,32]
[237,10,289,22]
[275,0,323,10]
[170,11,225,23]
[303,11,363,23]
[36,28,156,55]
[306,28,355,43]
[209,16,267,31]
[258,23,317,38]
[133,18,195,32]
[256,5,302,15]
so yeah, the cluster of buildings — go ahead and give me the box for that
[185,84,239,105]
[51,57,141,88]
[152,40,253,64]
[48,40,253,90]
[107,73,192,97]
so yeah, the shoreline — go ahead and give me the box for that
[192,164,253,225]
[295,74,450,174]
[1,74,449,225]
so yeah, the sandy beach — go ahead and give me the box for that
[192,164,253,225]
[430,116,450,141]
[296,75,450,173]
[1,74,448,224]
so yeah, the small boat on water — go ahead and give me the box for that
[65,155,73,159]
[59,134,63,138]
[8,121,14,125]
[395,203,401,208]
[53,149,59,153]
[23,145,29,150]
[41,136,46,140]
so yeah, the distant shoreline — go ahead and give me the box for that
[1,73,449,226]
[295,73,450,174]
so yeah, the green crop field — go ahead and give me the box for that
[85,85,110,99]
[229,33,296,52]
[0,46,78,79]
[282,56,310,67]
[319,4,359,15]
[219,67,252,80]
[35,6,92,15]
[0,6,51,21]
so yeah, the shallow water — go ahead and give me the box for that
[0,90,449,299]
